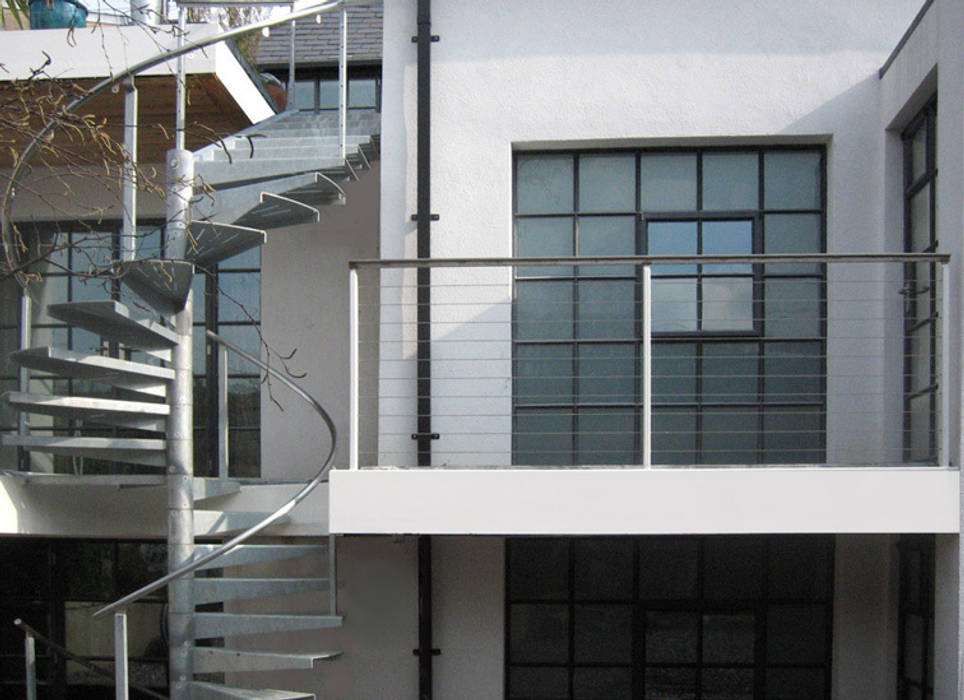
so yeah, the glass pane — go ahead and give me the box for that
[702,220,753,273]
[702,407,757,464]
[764,214,822,274]
[578,343,635,404]
[219,325,262,373]
[515,408,572,466]
[645,668,696,700]
[228,428,260,478]
[72,277,109,303]
[653,343,696,402]
[516,344,573,404]
[909,184,932,252]
[517,217,573,277]
[509,538,569,599]
[641,153,697,211]
[579,154,635,213]
[574,604,633,663]
[703,613,755,663]
[702,668,754,700]
[578,216,636,276]
[767,604,828,664]
[0,540,50,598]
[764,151,821,210]
[639,538,699,599]
[648,221,697,275]
[764,342,822,403]
[509,603,569,663]
[702,277,754,332]
[348,78,377,108]
[652,408,697,465]
[318,79,338,109]
[63,542,114,599]
[517,155,574,214]
[191,273,207,324]
[32,276,68,323]
[652,279,697,332]
[218,272,260,322]
[702,152,758,210]
[704,536,764,600]
[574,667,632,700]
[703,343,759,405]
[229,377,261,427]
[907,392,934,463]
[765,279,822,338]
[116,543,167,596]
[768,536,832,599]
[575,538,633,599]
[577,408,635,464]
[765,668,825,700]
[508,667,568,700]
[763,406,822,464]
[70,230,114,272]
[294,79,315,110]
[646,611,699,663]
[577,280,635,339]
[219,244,260,270]
[909,122,928,183]
[516,280,574,341]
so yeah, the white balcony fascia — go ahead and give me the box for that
[329,467,959,536]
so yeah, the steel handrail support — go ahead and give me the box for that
[12,618,168,700]
[94,329,338,619]
[0,0,368,280]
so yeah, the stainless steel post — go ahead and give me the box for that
[121,78,138,262]
[114,613,129,700]
[338,6,347,162]
[287,19,296,110]
[24,629,36,700]
[218,345,229,478]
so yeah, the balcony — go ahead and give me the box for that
[330,254,959,535]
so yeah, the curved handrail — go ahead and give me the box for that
[93,329,337,619]
[1,0,359,279]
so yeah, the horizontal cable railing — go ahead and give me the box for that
[350,253,950,469]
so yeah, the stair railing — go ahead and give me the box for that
[92,330,338,699]
[13,618,168,700]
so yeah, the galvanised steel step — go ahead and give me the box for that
[193,577,329,604]
[192,171,342,225]
[194,510,285,536]
[1,435,167,467]
[192,613,342,639]
[10,347,174,398]
[47,301,177,351]
[189,682,314,700]
[2,391,168,432]
[190,544,328,571]
[192,478,242,502]
[195,157,345,187]
[184,221,267,269]
[206,136,373,161]
[192,648,341,674]
[115,259,194,317]
[235,193,319,230]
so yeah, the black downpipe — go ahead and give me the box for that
[415,3,434,700]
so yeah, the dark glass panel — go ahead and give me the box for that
[645,611,699,663]
[219,244,260,270]
[764,342,822,404]
[574,538,633,599]
[348,78,377,108]
[294,79,315,110]
[0,540,50,598]
[218,271,261,322]
[644,667,697,700]
[577,408,635,464]
[702,407,757,464]
[116,543,167,598]
[768,536,832,599]
[228,428,260,477]
[766,604,828,664]
[701,668,754,700]
[578,216,636,276]
[218,325,262,374]
[517,217,573,277]
[517,155,574,214]
[577,280,636,339]
[903,613,923,683]
[763,406,822,464]
[508,667,569,700]
[652,278,697,332]
[765,667,825,700]
[318,79,338,109]
[639,537,699,599]
[652,343,697,403]
[764,279,822,338]
[703,613,755,663]
[578,343,635,404]
[764,151,821,210]
[515,408,573,466]
[702,220,753,274]
[509,538,569,599]
[574,604,633,663]
[764,214,822,274]
[702,153,758,210]
[647,221,697,275]
[516,280,574,341]
[573,667,632,700]
[579,154,635,213]
[652,408,697,465]
[509,603,569,663]
[701,278,754,331]
[703,537,764,600]
[515,344,574,405]
[641,153,697,212]
[62,541,114,599]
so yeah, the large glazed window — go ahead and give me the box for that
[505,536,834,700]
[513,148,826,466]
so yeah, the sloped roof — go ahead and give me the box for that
[256,2,382,68]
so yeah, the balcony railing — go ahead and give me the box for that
[349,254,950,469]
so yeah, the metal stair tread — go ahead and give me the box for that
[193,478,242,502]
[184,221,267,269]
[190,544,327,571]
[195,157,345,188]
[193,577,329,604]
[235,193,319,230]
[189,681,314,700]
[115,259,195,316]
[192,648,341,673]
[2,435,167,467]
[10,347,173,398]
[194,509,286,536]
[192,613,343,639]
[3,391,168,431]
[47,301,177,349]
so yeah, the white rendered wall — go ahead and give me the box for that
[380,0,925,469]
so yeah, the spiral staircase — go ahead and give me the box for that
[2,107,379,699]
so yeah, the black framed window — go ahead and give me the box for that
[505,535,834,700]
[513,148,826,466]
[897,535,935,700]
[901,100,938,463]
[279,69,381,112]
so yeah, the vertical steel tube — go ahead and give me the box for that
[218,345,229,477]
[339,6,348,163]
[287,19,296,110]
[642,265,652,467]
[328,533,338,615]
[349,267,359,469]
[939,262,950,467]
[121,79,138,262]
[175,8,186,152]
[24,630,36,700]
[114,613,129,700]
[18,293,31,469]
